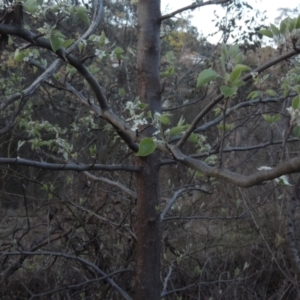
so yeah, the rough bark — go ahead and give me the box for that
[137,0,161,115]
[135,0,162,299]
[135,153,161,299]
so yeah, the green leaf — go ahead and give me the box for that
[220,85,237,97]
[247,90,261,99]
[188,133,198,143]
[113,46,124,59]
[8,36,13,47]
[221,43,228,59]
[88,34,97,41]
[213,107,222,116]
[169,125,189,137]
[296,15,300,29]
[31,49,40,58]
[265,89,277,96]
[262,114,272,123]
[292,95,300,109]
[280,19,287,33]
[293,126,300,137]
[220,55,226,73]
[14,49,25,62]
[166,51,175,63]
[99,31,107,47]
[196,69,218,87]
[62,39,74,48]
[50,36,62,52]
[243,262,250,271]
[177,116,185,127]
[288,18,296,32]
[41,58,47,67]
[195,171,204,178]
[160,115,171,125]
[262,74,270,81]
[53,73,60,80]
[270,23,280,36]
[136,138,156,156]
[161,66,174,78]
[233,64,251,73]
[51,4,59,13]
[89,66,100,74]
[17,140,26,150]
[138,103,148,109]
[228,44,239,57]
[272,114,281,122]
[76,7,90,25]
[225,123,233,131]
[52,30,66,39]
[119,88,126,97]
[233,80,245,87]
[259,29,273,38]
[217,123,233,131]
[24,0,38,14]
[283,89,290,97]
[229,68,242,83]
[234,52,244,64]
[78,41,86,54]
[293,85,300,94]
[224,73,230,85]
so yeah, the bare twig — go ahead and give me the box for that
[240,189,292,280]
[160,0,232,21]
[83,171,137,198]
[26,269,133,299]
[1,250,132,300]
[0,157,140,172]
[160,188,186,221]
[161,262,175,296]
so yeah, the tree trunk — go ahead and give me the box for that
[135,154,161,299]
[135,0,162,299]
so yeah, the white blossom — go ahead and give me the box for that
[257,166,272,171]
[258,166,291,186]
[286,106,300,126]
[95,49,106,59]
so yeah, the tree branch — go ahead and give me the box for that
[160,0,232,21]
[160,188,186,221]
[0,229,72,280]
[168,94,292,144]
[161,138,299,166]
[0,157,140,172]
[0,14,141,150]
[169,145,300,187]
[192,138,299,158]
[0,0,103,134]
[176,49,299,148]
[28,57,102,117]
[83,171,137,198]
